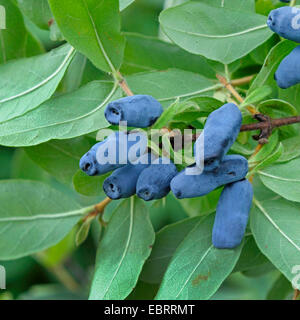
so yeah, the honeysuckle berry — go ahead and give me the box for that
[267,6,300,43]
[105,95,163,128]
[194,103,242,172]
[79,131,147,176]
[212,179,253,249]
[103,153,154,200]
[136,157,178,201]
[275,45,300,89]
[171,155,248,199]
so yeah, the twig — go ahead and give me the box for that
[116,71,134,96]
[231,75,255,86]
[293,289,300,300]
[216,74,258,115]
[240,115,300,131]
[216,74,245,104]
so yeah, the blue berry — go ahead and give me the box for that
[136,158,178,201]
[212,179,253,249]
[274,45,300,89]
[79,131,147,176]
[171,155,248,199]
[105,95,163,128]
[267,7,300,43]
[103,153,153,199]
[194,103,242,171]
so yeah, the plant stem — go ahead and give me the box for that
[115,71,134,96]
[216,74,258,115]
[231,75,255,86]
[293,289,300,300]
[240,115,300,132]
[290,0,297,7]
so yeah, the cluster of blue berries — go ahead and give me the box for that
[268,4,300,88]
[79,96,253,249]
[171,103,253,249]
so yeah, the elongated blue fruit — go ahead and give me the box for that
[274,45,300,89]
[212,179,253,249]
[79,131,147,176]
[136,158,178,201]
[105,95,163,128]
[171,155,248,199]
[194,103,242,172]
[103,153,154,199]
[267,6,300,43]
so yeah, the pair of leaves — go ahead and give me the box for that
[0,68,217,147]
[159,1,272,64]
[0,81,120,146]
[141,215,242,300]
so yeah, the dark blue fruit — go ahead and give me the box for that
[194,103,242,171]
[103,153,153,199]
[136,158,178,201]
[212,179,253,249]
[267,7,300,43]
[274,45,300,89]
[79,131,147,176]
[171,155,248,199]
[105,95,163,128]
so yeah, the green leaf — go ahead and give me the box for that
[0,81,120,147]
[251,198,300,283]
[257,99,298,118]
[159,2,272,64]
[252,142,283,172]
[25,137,93,185]
[266,274,293,300]
[259,158,300,202]
[89,197,155,300]
[0,180,89,260]
[126,69,218,108]
[49,0,125,73]
[179,189,222,217]
[233,236,272,273]
[17,0,53,30]
[73,170,108,197]
[155,214,242,300]
[75,215,95,246]
[0,0,29,63]
[0,44,75,123]
[278,136,300,163]
[249,40,298,94]
[199,0,255,11]
[37,228,77,268]
[121,33,216,78]
[120,0,135,11]
[242,85,272,107]
[141,216,201,284]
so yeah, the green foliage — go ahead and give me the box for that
[0,0,299,301]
